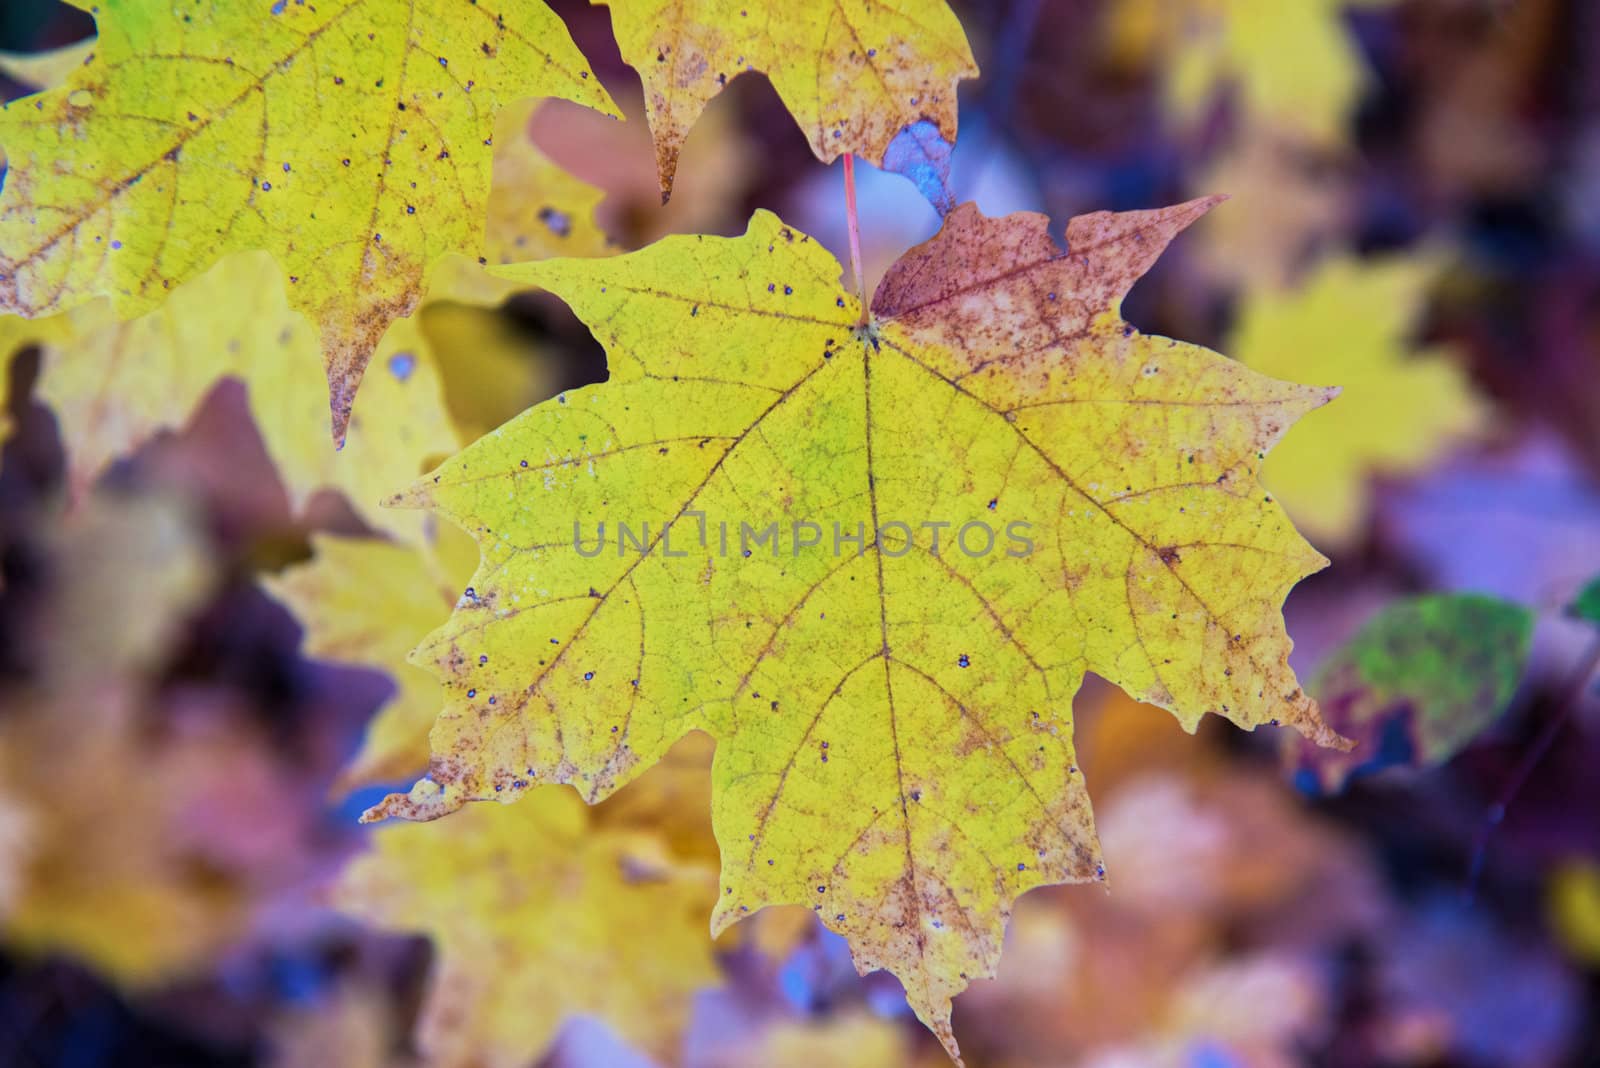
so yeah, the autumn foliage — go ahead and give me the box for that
[0,1,1596,1067]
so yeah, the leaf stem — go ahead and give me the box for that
[843,153,867,325]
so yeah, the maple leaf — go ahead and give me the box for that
[363,200,1345,1056]
[595,0,976,201]
[1105,0,1395,146]
[958,688,1379,1066]
[1,94,612,537]
[0,251,456,544]
[1229,253,1482,544]
[334,785,719,1067]
[0,0,617,442]
[424,97,614,309]
[265,534,465,793]
[1286,593,1535,793]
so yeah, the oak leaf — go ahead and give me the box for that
[1230,253,1482,544]
[595,0,976,200]
[366,201,1344,1057]
[0,0,617,441]
[334,785,718,1067]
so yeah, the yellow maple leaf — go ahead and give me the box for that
[1105,0,1395,146]
[424,98,614,308]
[0,0,617,441]
[265,533,464,793]
[596,0,976,198]
[364,200,1344,1057]
[1229,253,1483,544]
[334,786,718,1067]
[0,251,456,544]
[416,300,568,442]
[1,91,610,535]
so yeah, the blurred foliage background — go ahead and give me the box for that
[1,0,1599,1066]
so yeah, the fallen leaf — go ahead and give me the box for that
[1287,593,1535,793]
[366,200,1342,1057]
[1105,0,1396,147]
[595,0,976,200]
[1230,253,1483,544]
[0,0,616,441]
[334,786,718,1068]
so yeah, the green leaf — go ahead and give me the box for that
[1288,593,1535,792]
[1569,575,1600,627]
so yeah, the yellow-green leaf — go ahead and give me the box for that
[334,786,718,1067]
[0,0,617,441]
[364,202,1343,1056]
[1230,253,1483,544]
[596,0,976,198]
